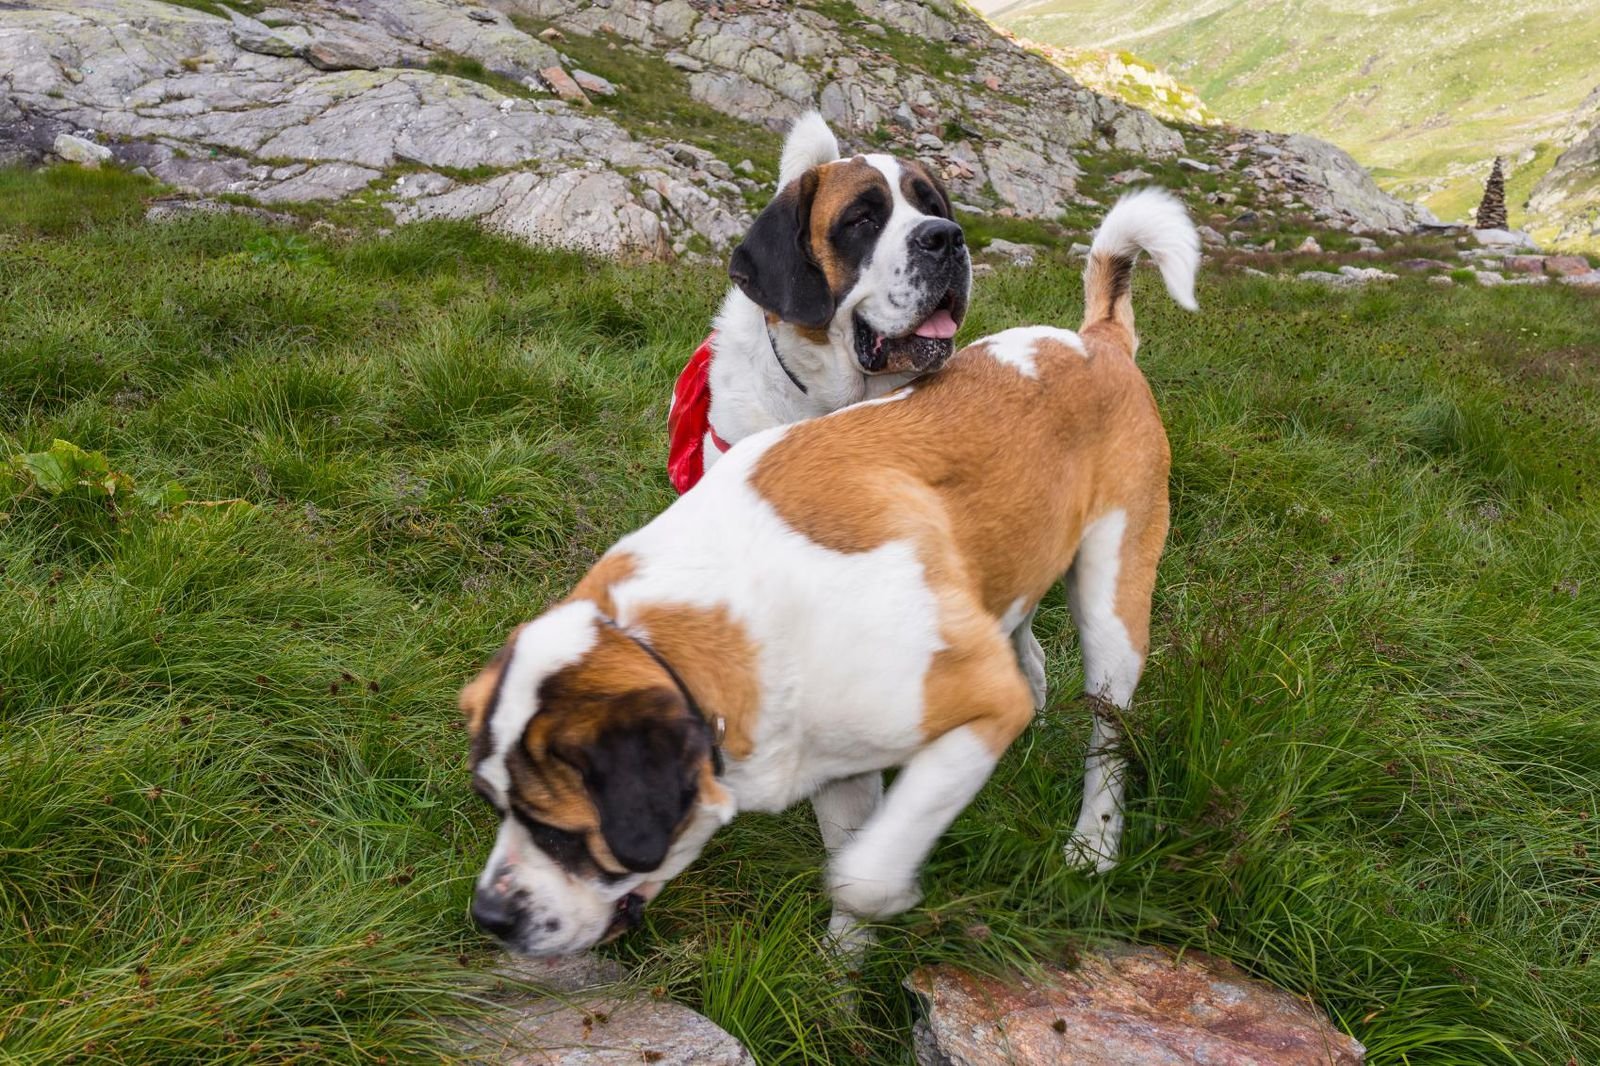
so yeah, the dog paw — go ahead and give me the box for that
[826,909,876,962]
[1064,832,1118,875]
[829,855,921,919]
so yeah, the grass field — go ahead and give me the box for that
[3,165,1600,1064]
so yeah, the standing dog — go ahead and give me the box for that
[668,112,1051,709]
[463,189,1198,957]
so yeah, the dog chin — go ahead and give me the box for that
[852,313,959,376]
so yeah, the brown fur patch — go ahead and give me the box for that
[632,602,762,760]
[808,157,891,298]
[898,160,953,219]
[570,552,637,616]
[460,622,527,756]
[750,320,1170,745]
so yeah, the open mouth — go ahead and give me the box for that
[853,289,966,375]
[599,892,646,943]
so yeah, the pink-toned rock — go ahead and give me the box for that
[1504,255,1546,274]
[909,944,1364,1066]
[1545,254,1593,276]
[538,67,590,105]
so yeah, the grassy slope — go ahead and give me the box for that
[3,167,1600,1064]
[1001,0,1600,238]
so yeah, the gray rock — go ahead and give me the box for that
[223,3,307,57]
[465,954,752,1065]
[1558,270,1600,287]
[1110,168,1152,185]
[1068,242,1091,256]
[144,197,298,225]
[1176,156,1212,173]
[254,161,381,203]
[910,946,1363,1066]
[982,238,1038,265]
[464,995,753,1065]
[572,70,617,97]
[1471,227,1536,249]
[1428,274,1455,286]
[1295,235,1322,254]
[393,168,671,260]
[1279,132,1418,233]
[1473,270,1507,286]
[664,51,705,73]
[305,37,385,71]
[52,132,112,166]
[1196,225,1226,246]
[1337,265,1398,282]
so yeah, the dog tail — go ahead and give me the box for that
[1081,188,1199,353]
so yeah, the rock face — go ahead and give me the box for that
[909,944,1364,1066]
[1527,85,1600,249]
[462,954,753,1066]
[0,0,1425,259]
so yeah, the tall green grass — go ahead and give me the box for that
[2,167,1598,1063]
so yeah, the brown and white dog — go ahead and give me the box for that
[671,113,1051,710]
[462,188,1199,957]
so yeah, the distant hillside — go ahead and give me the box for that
[986,0,1600,249]
[1016,40,1217,127]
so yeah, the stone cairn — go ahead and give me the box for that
[1474,156,1508,230]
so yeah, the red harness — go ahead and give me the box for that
[666,333,732,494]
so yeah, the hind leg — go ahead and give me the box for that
[1012,606,1048,711]
[1063,505,1165,873]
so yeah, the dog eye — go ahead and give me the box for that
[849,213,879,230]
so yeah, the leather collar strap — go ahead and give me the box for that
[603,618,726,776]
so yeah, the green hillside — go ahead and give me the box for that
[996,0,1600,243]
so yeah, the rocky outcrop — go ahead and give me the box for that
[909,944,1365,1066]
[1527,85,1600,249]
[0,0,1426,258]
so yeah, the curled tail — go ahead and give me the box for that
[1082,188,1200,355]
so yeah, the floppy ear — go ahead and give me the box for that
[571,703,710,873]
[728,171,835,330]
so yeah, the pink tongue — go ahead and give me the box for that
[913,308,959,339]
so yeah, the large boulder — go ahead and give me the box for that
[909,943,1364,1066]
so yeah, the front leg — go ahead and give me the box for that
[829,724,1014,920]
[813,772,883,956]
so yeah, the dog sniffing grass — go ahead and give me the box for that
[2,165,1599,1063]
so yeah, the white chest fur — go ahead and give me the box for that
[606,430,942,813]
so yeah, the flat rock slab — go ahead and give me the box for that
[909,944,1364,1066]
[461,954,752,1066]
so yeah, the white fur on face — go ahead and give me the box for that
[477,601,600,797]
[832,154,972,340]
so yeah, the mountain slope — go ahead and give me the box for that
[988,0,1600,247]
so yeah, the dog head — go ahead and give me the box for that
[460,601,732,957]
[729,112,971,376]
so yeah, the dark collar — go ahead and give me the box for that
[603,618,726,775]
[765,322,809,394]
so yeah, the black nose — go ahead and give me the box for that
[471,889,521,940]
[911,218,965,257]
